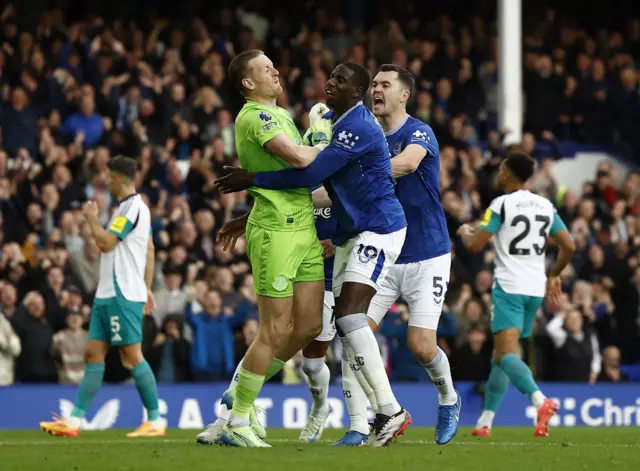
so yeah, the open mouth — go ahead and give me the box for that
[373,96,384,106]
[325,88,335,97]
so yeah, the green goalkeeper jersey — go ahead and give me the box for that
[235,101,314,231]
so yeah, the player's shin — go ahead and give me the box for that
[341,348,371,435]
[342,337,378,413]
[228,300,291,428]
[498,353,545,407]
[69,362,106,426]
[130,360,161,422]
[301,355,330,413]
[336,314,400,417]
[477,359,510,429]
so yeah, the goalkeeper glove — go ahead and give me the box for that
[304,103,333,150]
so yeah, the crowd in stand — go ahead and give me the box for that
[0,0,638,387]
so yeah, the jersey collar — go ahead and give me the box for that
[332,101,363,128]
[384,113,410,137]
[117,193,137,206]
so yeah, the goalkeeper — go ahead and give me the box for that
[195,49,332,448]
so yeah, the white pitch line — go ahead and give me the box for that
[0,438,638,448]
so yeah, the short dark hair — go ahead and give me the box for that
[379,64,415,101]
[503,151,536,183]
[342,61,370,96]
[228,49,264,95]
[108,156,137,181]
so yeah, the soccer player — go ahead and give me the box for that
[457,151,576,437]
[216,61,412,446]
[330,64,461,446]
[297,201,337,443]
[200,50,329,448]
[40,156,163,437]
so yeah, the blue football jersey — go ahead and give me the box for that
[314,206,336,291]
[324,103,407,245]
[386,115,450,263]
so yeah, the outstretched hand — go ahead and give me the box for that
[215,166,256,194]
[216,216,248,252]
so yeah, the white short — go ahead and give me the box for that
[332,228,407,298]
[315,290,336,342]
[368,252,451,330]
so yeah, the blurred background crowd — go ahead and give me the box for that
[0,0,638,389]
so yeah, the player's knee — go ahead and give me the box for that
[84,341,106,364]
[259,319,292,350]
[407,337,438,364]
[303,314,323,340]
[119,347,143,370]
[84,348,103,364]
[407,329,438,364]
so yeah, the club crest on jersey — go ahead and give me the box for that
[336,130,360,149]
[411,129,428,142]
[258,111,273,122]
[393,141,402,156]
[273,275,288,292]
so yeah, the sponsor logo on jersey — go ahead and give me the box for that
[411,129,428,142]
[336,130,360,149]
[314,207,331,218]
[262,122,277,132]
[258,111,273,122]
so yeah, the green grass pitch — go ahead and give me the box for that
[1,428,639,471]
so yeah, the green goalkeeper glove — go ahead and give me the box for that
[303,103,332,150]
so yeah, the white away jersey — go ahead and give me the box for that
[480,190,566,297]
[95,194,151,302]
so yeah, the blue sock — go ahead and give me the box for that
[498,353,539,398]
[71,363,105,418]
[131,360,160,421]
[485,359,509,412]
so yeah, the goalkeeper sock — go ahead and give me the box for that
[264,357,286,382]
[228,367,264,428]
[70,362,105,426]
[499,353,544,406]
[301,356,330,413]
[341,348,371,435]
[131,360,160,421]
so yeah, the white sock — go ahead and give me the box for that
[343,341,378,413]
[67,416,82,428]
[476,410,495,429]
[228,413,250,428]
[218,360,244,423]
[228,360,243,391]
[531,390,546,409]
[150,418,165,428]
[341,352,371,435]
[301,355,330,413]
[422,348,458,406]
[338,314,400,417]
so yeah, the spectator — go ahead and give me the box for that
[546,309,602,383]
[52,311,88,384]
[153,264,189,328]
[11,291,57,383]
[186,289,243,381]
[450,326,492,382]
[0,307,21,385]
[597,346,629,383]
[151,315,191,384]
